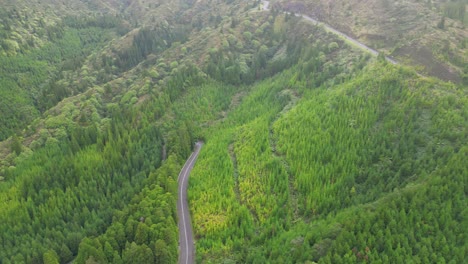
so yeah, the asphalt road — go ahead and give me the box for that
[177,142,203,264]
[176,3,400,263]
[261,1,397,65]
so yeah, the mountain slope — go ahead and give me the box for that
[189,56,467,263]
[0,0,466,263]
[0,0,131,140]
[273,0,467,84]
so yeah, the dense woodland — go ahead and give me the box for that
[0,0,466,263]
[190,61,467,263]
[0,14,127,140]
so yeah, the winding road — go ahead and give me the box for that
[175,3,400,263]
[261,0,397,64]
[177,142,203,264]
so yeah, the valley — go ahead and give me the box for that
[0,0,466,263]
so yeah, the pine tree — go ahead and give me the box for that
[59,244,73,263]
[43,250,59,264]
[10,135,22,155]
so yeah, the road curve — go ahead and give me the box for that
[178,3,399,263]
[261,1,397,65]
[178,142,203,264]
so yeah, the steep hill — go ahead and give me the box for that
[273,0,467,84]
[189,58,467,263]
[0,0,466,263]
[0,0,132,140]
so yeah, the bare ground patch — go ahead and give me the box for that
[393,44,461,83]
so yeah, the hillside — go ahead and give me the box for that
[0,0,132,140]
[0,0,467,263]
[190,58,467,263]
[273,0,468,84]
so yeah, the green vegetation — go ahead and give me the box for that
[0,17,124,140]
[275,0,467,83]
[0,106,163,262]
[0,0,466,263]
[0,58,214,262]
[190,59,467,263]
[442,0,467,24]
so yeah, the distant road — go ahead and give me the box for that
[261,0,397,64]
[261,0,269,11]
[178,142,203,264]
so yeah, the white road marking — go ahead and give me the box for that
[178,143,201,264]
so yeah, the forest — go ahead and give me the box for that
[0,0,466,263]
[189,60,467,263]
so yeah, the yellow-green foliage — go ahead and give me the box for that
[189,60,468,263]
[1,0,466,263]
[235,117,289,223]
[190,132,236,238]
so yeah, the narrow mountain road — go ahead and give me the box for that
[261,0,397,65]
[179,3,400,263]
[178,142,203,264]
